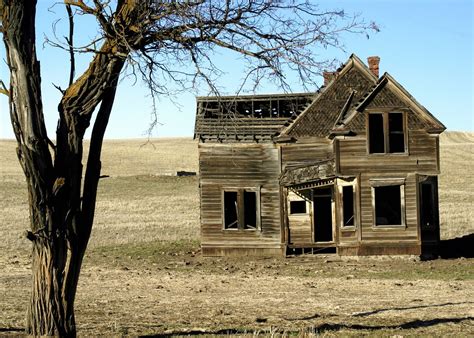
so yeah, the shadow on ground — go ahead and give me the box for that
[139,316,474,337]
[439,233,474,258]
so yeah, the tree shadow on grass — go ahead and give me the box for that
[315,316,473,331]
[352,301,474,317]
[139,316,474,337]
[438,233,474,259]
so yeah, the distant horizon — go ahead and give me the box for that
[0,129,472,142]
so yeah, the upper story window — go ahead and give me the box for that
[368,112,406,154]
[223,189,260,230]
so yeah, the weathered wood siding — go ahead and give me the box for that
[286,191,313,246]
[337,131,439,175]
[335,128,438,253]
[281,139,333,170]
[199,143,282,255]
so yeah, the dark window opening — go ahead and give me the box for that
[202,97,313,119]
[243,190,257,229]
[223,189,259,230]
[224,191,238,229]
[342,186,354,226]
[421,183,434,227]
[389,113,405,153]
[271,100,279,117]
[369,112,406,154]
[369,113,385,153]
[279,100,298,117]
[374,185,402,225]
[202,101,220,118]
[290,200,307,214]
[253,101,270,118]
[236,101,253,117]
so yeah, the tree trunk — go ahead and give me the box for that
[27,239,75,337]
[2,1,131,335]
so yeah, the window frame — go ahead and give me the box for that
[221,187,261,231]
[289,200,308,215]
[370,178,406,228]
[337,178,358,230]
[367,111,408,155]
[287,191,311,217]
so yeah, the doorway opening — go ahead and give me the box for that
[313,187,333,242]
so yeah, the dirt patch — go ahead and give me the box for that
[1,246,473,336]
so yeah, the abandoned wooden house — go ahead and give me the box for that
[194,54,445,257]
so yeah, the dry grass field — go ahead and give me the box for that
[0,132,473,336]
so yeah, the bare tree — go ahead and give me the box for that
[1,0,377,336]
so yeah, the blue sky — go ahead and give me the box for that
[0,0,472,139]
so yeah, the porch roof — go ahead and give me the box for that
[279,159,336,187]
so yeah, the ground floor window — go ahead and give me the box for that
[223,188,260,230]
[337,178,358,228]
[342,185,355,226]
[370,179,405,227]
[289,200,307,214]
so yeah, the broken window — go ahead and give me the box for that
[223,191,238,229]
[200,96,313,119]
[373,185,404,226]
[223,189,260,230]
[243,190,257,229]
[279,99,298,117]
[236,101,253,117]
[388,113,405,152]
[201,101,220,118]
[289,200,307,214]
[369,114,385,153]
[368,112,406,154]
[342,185,355,226]
[253,101,270,118]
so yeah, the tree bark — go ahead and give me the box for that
[3,1,127,336]
[27,238,74,336]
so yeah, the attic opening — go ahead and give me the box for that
[199,96,313,119]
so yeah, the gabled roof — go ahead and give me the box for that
[281,54,377,138]
[340,73,446,133]
[193,54,445,142]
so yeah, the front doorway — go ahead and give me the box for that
[313,187,333,242]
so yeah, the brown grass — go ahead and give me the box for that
[0,133,473,336]
[438,132,474,239]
